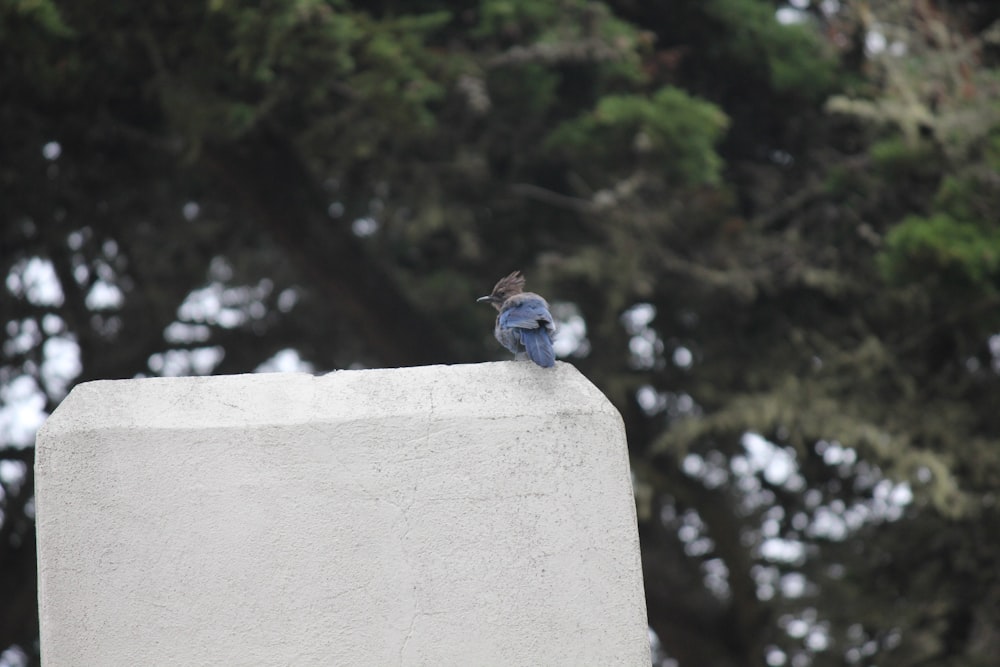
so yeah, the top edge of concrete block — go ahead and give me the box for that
[38,361,620,437]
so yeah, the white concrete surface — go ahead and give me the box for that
[35,362,649,666]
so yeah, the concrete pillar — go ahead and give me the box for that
[35,362,649,666]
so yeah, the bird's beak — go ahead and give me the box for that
[476,295,497,304]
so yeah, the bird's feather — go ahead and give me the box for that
[520,328,555,367]
[499,294,555,332]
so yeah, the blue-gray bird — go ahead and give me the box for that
[477,271,556,367]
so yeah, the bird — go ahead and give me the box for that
[477,271,556,368]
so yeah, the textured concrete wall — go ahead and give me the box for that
[35,362,649,666]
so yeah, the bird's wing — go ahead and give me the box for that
[521,328,555,367]
[499,296,553,330]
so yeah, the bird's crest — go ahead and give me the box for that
[490,270,526,300]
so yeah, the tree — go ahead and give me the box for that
[3,0,1000,665]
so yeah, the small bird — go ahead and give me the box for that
[477,271,556,368]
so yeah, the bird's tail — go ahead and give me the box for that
[521,328,555,368]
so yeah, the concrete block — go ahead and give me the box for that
[35,362,649,666]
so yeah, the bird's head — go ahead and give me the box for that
[477,270,526,311]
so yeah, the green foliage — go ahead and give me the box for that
[546,86,729,184]
[704,0,836,99]
[933,173,997,224]
[823,163,865,196]
[488,62,560,115]
[0,0,74,97]
[476,0,545,35]
[987,126,1000,171]
[476,0,647,85]
[475,0,564,39]
[476,0,636,48]
[879,214,1000,290]
[129,2,454,153]
[869,136,938,178]
[0,0,71,36]
[338,12,452,131]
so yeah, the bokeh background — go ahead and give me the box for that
[4,1,1000,665]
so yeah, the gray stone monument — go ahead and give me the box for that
[35,362,649,666]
